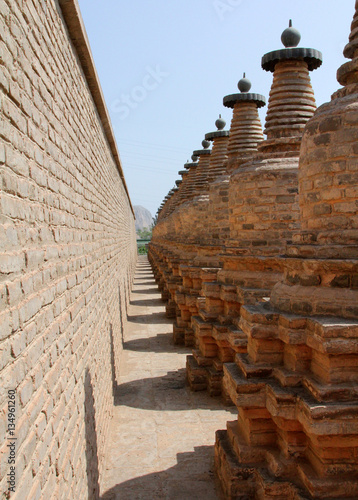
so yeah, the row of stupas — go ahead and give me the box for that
[149,3,358,498]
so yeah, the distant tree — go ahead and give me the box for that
[137,245,148,255]
[137,227,152,239]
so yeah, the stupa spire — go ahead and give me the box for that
[260,22,322,154]
[337,1,358,86]
[205,116,230,181]
[223,74,266,172]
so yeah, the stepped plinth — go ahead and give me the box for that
[215,9,358,499]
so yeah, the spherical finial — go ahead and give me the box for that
[191,154,198,162]
[281,20,301,48]
[238,72,252,93]
[215,114,226,130]
[202,139,210,149]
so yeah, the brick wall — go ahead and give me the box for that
[0,1,137,498]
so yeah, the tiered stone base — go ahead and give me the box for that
[173,255,223,346]
[186,255,284,397]
[215,393,358,499]
[214,288,358,499]
[215,426,310,500]
[149,241,225,347]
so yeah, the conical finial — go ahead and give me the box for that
[202,139,210,149]
[215,114,226,130]
[191,154,198,162]
[281,20,301,48]
[238,72,252,93]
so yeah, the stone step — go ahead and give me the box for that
[223,363,267,409]
[255,467,307,500]
[184,327,195,347]
[212,323,229,341]
[208,366,224,386]
[228,327,248,352]
[235,353,273,378]
[199,309,219,322]
[226,420,269,465]
[215,428,257,500]
[272,366,303,388]
[297,459,358,499]
[202,281,221,297]
[220,284,238,302]
[218,314,237,325]
[302,374,358,402]
[241,303,280,325]
[225,363,358,434]
[174,292,186,304]
[192,349,214,367]
[186,354,207,391]
[201,267,221,281]
[179,265,202,278]
[213,357,224,372]
[236,286,271,306]
[192,315,213,336]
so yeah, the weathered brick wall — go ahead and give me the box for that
[228,158,300,254]
[0,1,136,498]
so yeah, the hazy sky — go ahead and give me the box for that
[77,0,354,217]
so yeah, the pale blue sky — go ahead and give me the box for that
[77,0,354,217]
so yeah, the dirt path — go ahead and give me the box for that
[101,256,236,499]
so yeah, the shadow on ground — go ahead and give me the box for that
[133,279,155,284]
[127,311,169,324]
[130,298,164,306]
[101,446,222,500]
[123,333,184,353]
[109,308,236,413]
[112,356,236,413]
[131,288,160,294]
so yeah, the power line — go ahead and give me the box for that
[122,162,180,174]
[117,137,189,154]
[120,150,185,163]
